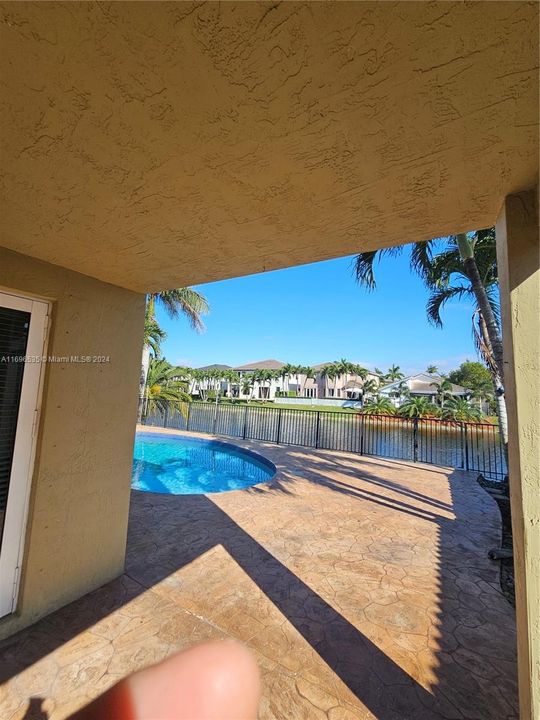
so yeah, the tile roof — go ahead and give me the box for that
[197,364,232,371]
[234,359,285,370]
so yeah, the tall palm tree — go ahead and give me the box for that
[385,365,404,382]
[352,364,368,380]
[430,378,453,408]
[139,288,209,420]
[223,369,240,400]
[301,366,315,396]
[146,289,209,332]
[280,363,294,395]
[331,360,348,397]
[353,228,507,445]
[388,379,410,405]
[424,231,506,442]
[426,365,438,374]
[337,358,351,388]
[361,378,379,401]
[241,374,254,402]
[292,365,304,396]
[143,314,166,358]
[261,369,277,401]
[320,364,331,397]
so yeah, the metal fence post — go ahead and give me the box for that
[413,417,419,462]
[186,402,191,431]
[163,406,169,429]
[459,422,465,470]
[315,411,320,448]
[242,405,248,439]
[213,400,219,435]
[464,422,470,471]
[360,413,364,455]
[276,408,282,444]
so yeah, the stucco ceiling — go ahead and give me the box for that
[1,1,538,292]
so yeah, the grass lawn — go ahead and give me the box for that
[269,402,358,413]
[201,400,359,413]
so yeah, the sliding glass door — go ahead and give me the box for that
[0,292,48,617]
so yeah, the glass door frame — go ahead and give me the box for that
[0,291,49,617]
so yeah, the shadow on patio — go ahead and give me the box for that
[0,439,518,719]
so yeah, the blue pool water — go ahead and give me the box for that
[132,432,275,494]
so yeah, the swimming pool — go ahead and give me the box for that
[132,432,276,494]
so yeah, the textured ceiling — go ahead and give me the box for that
[1,1,538,292]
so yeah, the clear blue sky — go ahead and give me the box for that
[157,249,478,376]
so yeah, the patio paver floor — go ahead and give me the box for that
[0,429,518,719]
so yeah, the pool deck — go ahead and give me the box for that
[0,428,518,719]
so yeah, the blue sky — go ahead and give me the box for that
[157,250,478,376]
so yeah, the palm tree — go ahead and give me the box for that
[256,369,273,401]
[442,397,482,423]
[198,369,211,401]
[337,358,351,387]
[241,374,254,402]
[398,396,439,419]
[224,370,240,401]
[142,358,191,420]
[331,360,348,397]
[385,364,404,382]
[208,368,223,399]
[360,397,396,415]
[280,363,294,395]
[426,365,438,374]
[320,364,332,397]
[361,378,379,402]
[292,364,304,396]
[353,228,507,444]
[352,364,368,381]
[301,366,315,396]
[425,231,503,379]
[146,288,209,332]
[139,288,209,420]
[143,313,166,358]
[430,378,453,408]
[388,379,410,405]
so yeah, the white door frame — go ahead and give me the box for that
[0,291,49,617]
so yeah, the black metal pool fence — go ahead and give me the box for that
[142,402,507,480]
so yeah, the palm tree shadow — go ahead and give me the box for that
[0,455,518,719]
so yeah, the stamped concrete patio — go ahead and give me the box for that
[0,429,517,719]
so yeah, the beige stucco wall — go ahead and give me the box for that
[0,248,145,639]
[496,189,539,720]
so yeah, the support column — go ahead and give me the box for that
[496,188,539,720]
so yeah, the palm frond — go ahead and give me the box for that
[426,285,473,327]
[143,317,166,357]
[149,288,210,332]
[410,240,436,283]
[352,247,403,290]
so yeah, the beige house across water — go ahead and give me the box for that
[190,359,381,401]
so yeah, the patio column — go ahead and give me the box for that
[495,187,539,720]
